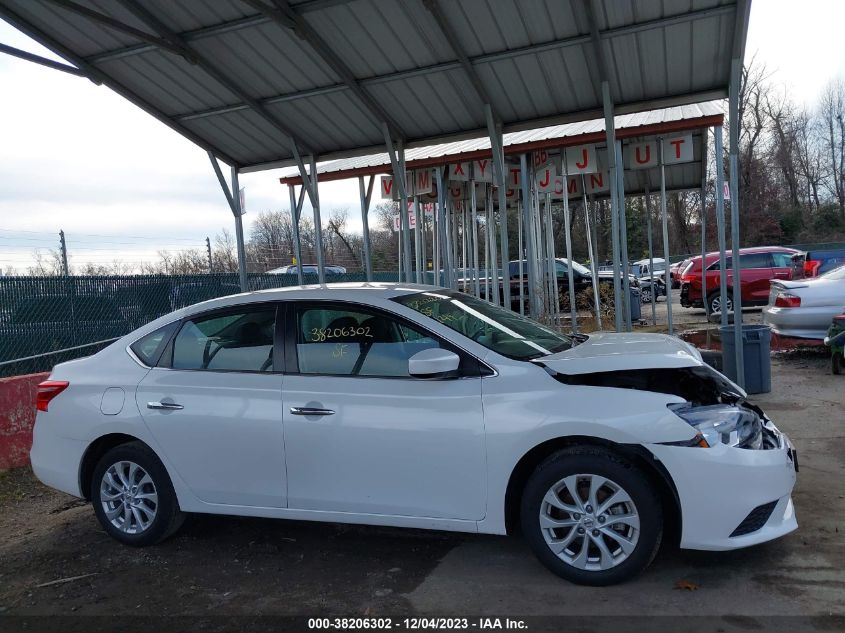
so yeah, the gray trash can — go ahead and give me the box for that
[629,288,641,321]
[720,324,772,394]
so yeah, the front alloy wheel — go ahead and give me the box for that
[539,474,640,572]
[521,446,662,586]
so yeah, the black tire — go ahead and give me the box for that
[91,441,185,546]
[707,291,733,315]
[520,446,663,586]
[832,352,844,375]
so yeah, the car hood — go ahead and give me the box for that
[533,332,705,375]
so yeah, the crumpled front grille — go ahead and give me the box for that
[730,500,778,537]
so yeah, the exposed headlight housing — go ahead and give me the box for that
[668,403,763,449]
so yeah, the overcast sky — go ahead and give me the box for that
[2,1,845,271]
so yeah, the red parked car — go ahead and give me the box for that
[679,246,801,314]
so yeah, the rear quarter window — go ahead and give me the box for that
[130,321,179,367]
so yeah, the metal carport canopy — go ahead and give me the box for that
[0,0,748,172]
[277,102,722,197]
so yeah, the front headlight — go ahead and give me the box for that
[668,403,763,449]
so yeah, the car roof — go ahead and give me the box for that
[174,282,434,316]
[691,246,800,262]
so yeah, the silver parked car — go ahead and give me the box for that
[763,265,845,339]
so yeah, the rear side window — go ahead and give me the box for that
[171,307,276,372]
[771,253,793,268]
[130,321,179,367]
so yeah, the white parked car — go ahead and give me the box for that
[31,283,798,585]
[763,265,845,339]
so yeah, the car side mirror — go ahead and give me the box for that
[408,348,460,378]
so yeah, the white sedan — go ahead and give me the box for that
[31,283,798,586]
[763,265,845,339]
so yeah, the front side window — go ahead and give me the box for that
[394,290,572,360]
[295,305,441,377]
[171,307,275,372]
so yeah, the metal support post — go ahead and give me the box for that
[470,180,480,297]
[288,184,306,285]
[307,155,326,285]
[658,141,673,334]
[714,125,729,328]
[435,167,451,287]
[461,197,468,290]
[729,58,745,388]
[486,105,510,309]
[383,124,412,282]
[487,185,499,305]
[602,82,623,332]
[206,236,213,273]
[231,167,248,291]
[414,194,424,284]
[644,188,657,324]
[582,188,602,330]
[358,175,375,281]
[615,141,631,330]
[208,151,248,291]
[561,161,577,332]
[542,194,557,325]
[517,199,525,315]
[700,135,709,317]
[519,154,539,317]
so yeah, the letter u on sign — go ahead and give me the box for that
[625,141,658,169]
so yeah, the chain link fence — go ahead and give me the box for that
[0,272,401,377]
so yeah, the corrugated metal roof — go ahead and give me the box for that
[278,101,722,189]
[0,0,748,172]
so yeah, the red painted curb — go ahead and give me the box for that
[0,372,50,470]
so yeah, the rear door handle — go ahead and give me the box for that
[147,401,184,410]
[290,407,335,416]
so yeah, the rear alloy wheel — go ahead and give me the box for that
[640,288,653,304]
[708,292,733,315]
[521,447,662,586]
[91,441,184,546]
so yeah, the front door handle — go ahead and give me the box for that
[147,401,184,410]
[290,406,335,416]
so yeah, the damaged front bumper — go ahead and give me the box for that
[647,416,798,551]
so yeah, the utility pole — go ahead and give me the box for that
[59,230,69,276]
[206,236,213,273]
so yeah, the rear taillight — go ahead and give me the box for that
[774,292,801,308]
[804,259,821,277]
[36,380,69,412]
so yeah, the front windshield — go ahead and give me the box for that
[393,290,572,360]
[820,264,845,280]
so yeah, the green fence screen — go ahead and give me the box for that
[0,272,402,377]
